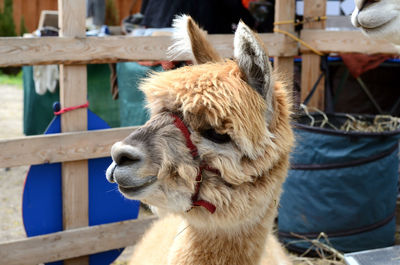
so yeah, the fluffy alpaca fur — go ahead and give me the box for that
[352,0,400,46]
[106,15,294,265]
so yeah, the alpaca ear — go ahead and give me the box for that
[234,22,274,115]
[169,15,222,64]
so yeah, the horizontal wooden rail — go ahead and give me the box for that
[2,30,398,68]
[0,126,137,168]
[301,29,399,55]
[0,33,297,67]
[0,217,156,265]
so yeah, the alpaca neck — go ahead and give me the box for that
[168,207,275,265]
[166,157,289,265]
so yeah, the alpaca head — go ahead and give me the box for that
[352,0,400,45]
[106,15,293,231]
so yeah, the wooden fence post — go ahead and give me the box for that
[301,0,326,109]
[274,0,295,90]
[58,0,89,264]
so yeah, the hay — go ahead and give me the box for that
[300,104,400,133]
[340,114,400,133]
[292,256,345,265]
[286,232,345,265]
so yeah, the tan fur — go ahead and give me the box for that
[187,18,222,64]
[107,16,294,265]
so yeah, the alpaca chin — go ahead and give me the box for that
[351,0,400,46]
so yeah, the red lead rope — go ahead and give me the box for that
[54,101,89,116]
[171,114,217,214]
[172,114,199,159]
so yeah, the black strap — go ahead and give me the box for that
[302,71,325,106]
[302,56,334,113]
[279,210,395,239]
[323,56,334,113]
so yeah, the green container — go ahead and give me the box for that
[23,64,120,135]
[116,62,163,126]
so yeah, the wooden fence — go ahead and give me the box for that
[1,0,141,35]
[0,0,398,264]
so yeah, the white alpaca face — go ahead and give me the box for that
[351,0,400,45]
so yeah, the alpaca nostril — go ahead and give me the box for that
[111,142,144,167]
[360,0,379,11]
[115,152,141,166]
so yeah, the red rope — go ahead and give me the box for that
[191,166,218,214]
[171,114,217,214]
[192,200,216,214]
[171,114,198,158]
[54,101,89,115]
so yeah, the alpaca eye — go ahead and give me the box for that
[200,129,231,144]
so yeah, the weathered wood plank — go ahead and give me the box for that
[58,2,89,263]
[301,29,399,55]
[58,0,85,38]
[0,127,137,168]
[0,33,297,67]
[59,64,89,237]
[301,0,326,110]
[0,217,156,265]
[273,0,296,89]
[1,30,393,67]
[301,54,325,108]
[59,65,87,132]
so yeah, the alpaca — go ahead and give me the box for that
[351,0,400,46]
[106,15,294,265]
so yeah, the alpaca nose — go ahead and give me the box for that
[115,152,141,166]
[111,142,144,166]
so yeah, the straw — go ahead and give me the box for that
[300,105,400,133]
[286,232,345,265]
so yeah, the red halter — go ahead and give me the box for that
[171,114,217,214]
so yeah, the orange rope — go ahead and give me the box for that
[273,28,324,56]
[274,16,327,26]
[273,16,326,56]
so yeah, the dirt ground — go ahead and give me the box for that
[0,84,28,243]
[0,84,344,265]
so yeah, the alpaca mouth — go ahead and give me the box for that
[358,15,395,31]
[118,175,157,197]
[356,2,398,30]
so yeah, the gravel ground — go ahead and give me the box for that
[0,84,28,243]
